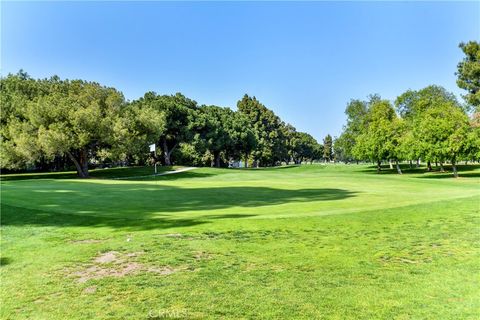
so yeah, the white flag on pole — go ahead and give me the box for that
[149,144,155,152]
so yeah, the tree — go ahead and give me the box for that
[0,73,127,177]
[193,105,229,167]
[416,102,470,177]
[115,99,166,164]
[395,85,460,171]
[131,92,197,165]
[289,131,320,164]
[352,99,397,172]
[456,41,480,110]
[188,106,257,167]
[464,116,480,163]
[333,136,346,163]
[193,106,235,167]
[322,134,333,162]
[225,111,257,166]
[237,94,287,166]
[338,96,379,163]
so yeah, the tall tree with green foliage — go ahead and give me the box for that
[225,111,257,166]
[456,41,480,110]
[0,73,127,177]
[192,105,230,167]
[117,99,166,164]
[352,99,397,172]
[416,102,470,177]
[333,136,347,163]
[237,94,287,166]
[322,134,333,162]
[131,92,197,165]
[338,97,380,163]
[289,131,320,164]
[395,85,460,171]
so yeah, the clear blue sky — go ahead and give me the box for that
[2,1,479,141]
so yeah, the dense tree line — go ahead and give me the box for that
[334,41,480,177]
[0,75,323,177]
[2,41,478,178]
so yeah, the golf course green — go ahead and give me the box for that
[1,164,479,319]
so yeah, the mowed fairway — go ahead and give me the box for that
[1,165,479,319]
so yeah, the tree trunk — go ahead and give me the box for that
[161,139,177,166]
[396,160,402,174]
[244,153,248,168]
[376,160,382,172]
[416,159,419,167]
[66,150,89,178]
[427,161,432,171]
[162,139,171,166]
[214,152,221,168]
[409,160,412,169]
[80,149,89,176]
[389,160,393,170]
[452,157,458,178]
[439,162,445,172]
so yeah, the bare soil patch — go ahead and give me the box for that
[83,286,97,294]
[71,251,184,283]
[165,233,183,238]
[94,251,120,264]
[71,239,103,244]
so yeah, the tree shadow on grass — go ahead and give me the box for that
[235,165,300,171]
[135,171,216,181]
[0,171,78,181]
[1,185,356,231]
[359,164,480,178]
[0,257,12,266]
[414,171,480,179]
[0,167,217,182]
[1,203,211,231]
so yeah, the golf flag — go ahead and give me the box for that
[149,144,155,152]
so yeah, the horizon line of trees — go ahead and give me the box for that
[1,74,324,177]
[333,41,480,177]
[1,41,478,178]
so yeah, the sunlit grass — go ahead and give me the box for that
[1,164,479,319]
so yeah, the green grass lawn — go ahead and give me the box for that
[1,164,479,319]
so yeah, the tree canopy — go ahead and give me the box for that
[1,72,128,177]
[456,41,480,110]
[2,41,478,178]
[1,74,322,175]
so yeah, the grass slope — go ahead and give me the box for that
[1,164,479,319]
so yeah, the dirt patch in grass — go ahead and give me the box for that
[164,233,183,238]
[74,262,144,283]
[193,251,213,261]
[147,266,177,275]
[71,239,103,244]
[71,251,185,283]
[94,251,120,263]
[83,286,97,294]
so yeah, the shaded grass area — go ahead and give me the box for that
[360,163,480,178]
[0,186,355,230]
[0,165,181,181]
[1,164,479,319]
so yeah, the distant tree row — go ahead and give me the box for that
[0,75,323,177]
[334,41,480,177]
